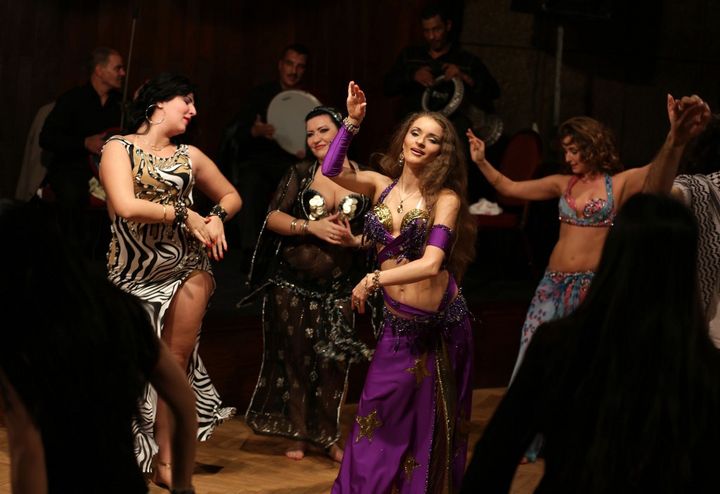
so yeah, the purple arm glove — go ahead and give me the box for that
[321,125,355,177]
[426,224,454,256]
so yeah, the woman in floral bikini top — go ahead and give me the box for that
[468,116,652,462]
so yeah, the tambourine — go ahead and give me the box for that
[421,75,504,146]
[421,75,464,117]
[267,90,322,155]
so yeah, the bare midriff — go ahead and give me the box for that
[547,223,609,272]
[380,258,451,315]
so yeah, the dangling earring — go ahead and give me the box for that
[397,153,405,168]
[145,104,166,125]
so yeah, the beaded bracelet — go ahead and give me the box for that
[173,201,188,228]
[342,117,360,135]
[364,269,381,295]
[209,204,228,222]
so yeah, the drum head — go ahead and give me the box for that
[267,90,322,155]
[421,75,464,116]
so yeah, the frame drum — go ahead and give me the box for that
[267,90,322,155]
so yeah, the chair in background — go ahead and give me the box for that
[474,128,543,278]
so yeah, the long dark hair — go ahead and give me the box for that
[125,72,196,133]
[0,200,157,431]
[543,194,720,491]
[373,111,476,279]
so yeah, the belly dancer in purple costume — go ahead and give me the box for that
[468,117,652,461]
[322,82,477,493]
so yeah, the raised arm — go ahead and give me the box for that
[322,81,390,200]
[643,94,711,196]
[467,129,566,201]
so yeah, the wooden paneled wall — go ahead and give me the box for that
[1,0,441,197]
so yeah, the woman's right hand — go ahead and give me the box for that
[346,81,367,125]
[310,212,348,245]
[466,129,486,165]
[185,210,212,248]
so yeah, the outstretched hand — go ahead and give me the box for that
[667,94,711,146]
[346,81,367,124]
[466,129,486,164]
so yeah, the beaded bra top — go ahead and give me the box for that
[364,180,432,262]
[558,174,615,227]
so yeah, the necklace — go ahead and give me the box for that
[396,178,420,214]
[138,136,171,153]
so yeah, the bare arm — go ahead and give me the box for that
[189,145,243,259]
[351,190,459,313]
[467,129,566,200]
[0,370,47,494]
[189,145,242,219]
[643,94,711,195]
[266,210,348,245]
[149,341,198,492]
[100,140,217,249]
[100,139,173,224]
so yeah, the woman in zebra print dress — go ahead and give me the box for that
[99,73,242,486]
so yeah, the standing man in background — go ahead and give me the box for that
[40,46,125,259]
[385,5,501,201]
[219,43,310,269]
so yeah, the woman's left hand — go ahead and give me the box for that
[337,218,361,248]
[204,215,227,261]
[346,81,367,125]
[351,274,372,314]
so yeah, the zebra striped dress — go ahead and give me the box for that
[105,136,235,472]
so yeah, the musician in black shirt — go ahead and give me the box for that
[384,5,500,201]
[218,43,310,267]
[39,46,125,258]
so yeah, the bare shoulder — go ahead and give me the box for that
[186,144,205,158]
[103,135,129,150]
[436,188,461,209]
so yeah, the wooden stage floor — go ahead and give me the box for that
[0,388,542,494]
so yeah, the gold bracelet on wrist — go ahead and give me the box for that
[290,218,298,233]
[365,269,381,294]
[302,219,310,235]
[161,204,167,223]
[342,117,360,135]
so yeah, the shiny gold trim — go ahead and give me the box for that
[405,353,431,386]
[372,203,394,232]
[400,208,430,231]
[403,455,421,480]
[355,409,383,443]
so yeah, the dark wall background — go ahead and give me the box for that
[2,0,720,197]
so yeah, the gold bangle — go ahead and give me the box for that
[290,218,298,233]
[302,219,310,235]
[161,204,167,223]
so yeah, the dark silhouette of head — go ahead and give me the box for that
[542,193,719,492]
